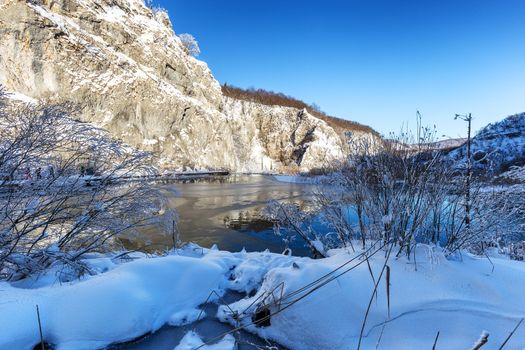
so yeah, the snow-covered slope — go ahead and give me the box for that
[221,245,525,349]
[428,137,466,150]
[447,113,525,175]
[498,165,525,183]
[0,0,375,171]
[1,244,524,349]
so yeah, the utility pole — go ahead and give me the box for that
[455,113,472,232]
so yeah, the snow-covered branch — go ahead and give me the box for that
[178,33,201,57]
[0,88,171,280]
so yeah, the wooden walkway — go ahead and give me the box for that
[0,170,231,192]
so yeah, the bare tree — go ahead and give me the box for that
[0,88,169,281]
[178,33,201,57]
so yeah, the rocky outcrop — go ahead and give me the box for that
[0,0,376,171]
[221,98,347,171]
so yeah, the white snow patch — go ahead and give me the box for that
[0,254,228,350]
[143,138,159,145]
[1,244,524,349]
[167,308,206,327]
[174,331,235,350]
[219,245,525,349]
[4,91,37,104]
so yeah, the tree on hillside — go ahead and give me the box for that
[221,83,380,136]
[178,33,201,57]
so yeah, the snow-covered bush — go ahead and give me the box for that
[269,117,525,259]
[0,88,171,280]
[178,33,201,57]
[144,0,169,23]
[320,125,459,256]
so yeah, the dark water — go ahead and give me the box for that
[120,175,318,256]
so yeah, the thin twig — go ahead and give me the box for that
[432,331,440,350]
[357,244,393,350]
[386,265,391,319]
[194,290,237,331]
[498,318,524,350]
[36,305,44,350]
[471,331,489,350]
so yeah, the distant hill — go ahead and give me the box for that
[427,138,466,151]
[447,113,525,176]
[221,84,380,138]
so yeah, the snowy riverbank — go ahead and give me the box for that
[0,244,524,349]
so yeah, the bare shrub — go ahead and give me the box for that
[0,88,169,280]
[264,201,325,258]
[317,122,456,257]
[269,115,524,258]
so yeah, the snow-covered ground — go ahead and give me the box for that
[0,244,524,350]
[174,331,235,350]
[220,245,525,349]
[498,165,525,183]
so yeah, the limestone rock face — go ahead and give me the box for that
[221,98,346,171]
[0,0,374,171]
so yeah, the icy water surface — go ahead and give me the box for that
[120,175,319,256]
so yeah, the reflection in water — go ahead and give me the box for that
[119,175,319,256]
[223,210,276,232]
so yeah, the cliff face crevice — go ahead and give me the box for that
[0,0,376,171]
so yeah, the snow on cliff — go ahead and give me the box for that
[0,0,373,172]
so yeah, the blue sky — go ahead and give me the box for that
[156,0,525,138]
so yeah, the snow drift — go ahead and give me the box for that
[220,245,525,349]
[0,244,524,349]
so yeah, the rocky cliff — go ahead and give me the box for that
[0,0,377,171]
